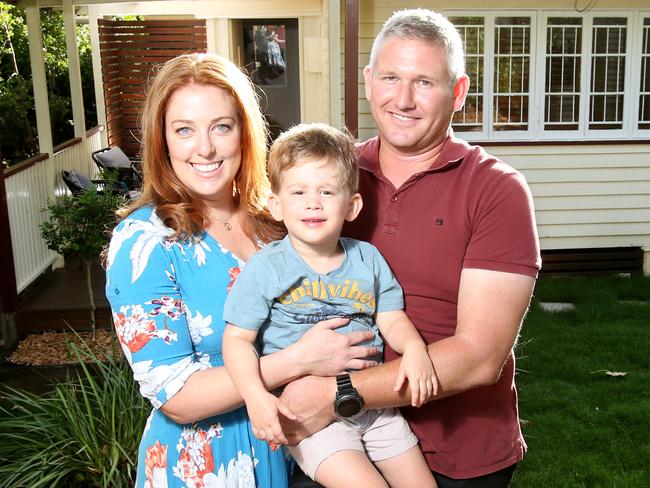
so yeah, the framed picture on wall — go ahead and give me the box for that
[243,24,287,87]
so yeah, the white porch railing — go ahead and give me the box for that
[4,128,105,293]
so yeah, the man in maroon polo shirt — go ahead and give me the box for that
[284,9,541,488]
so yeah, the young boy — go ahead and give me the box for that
[223,123,438,488]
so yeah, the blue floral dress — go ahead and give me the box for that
[105,207,290,488]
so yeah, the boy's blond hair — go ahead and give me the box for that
[268,123,358,194]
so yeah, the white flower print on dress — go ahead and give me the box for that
[187,309,214,345]
[106,212,174,283]
[193,239,211,267]
[202,451,257,488]
[131,357,207,408]
[107,211,213,284]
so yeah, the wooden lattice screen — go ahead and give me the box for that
[97,18,207,158]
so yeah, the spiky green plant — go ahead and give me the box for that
[0,343,148,487]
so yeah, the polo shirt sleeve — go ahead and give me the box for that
[464,169,541,277]
[366,242,405,313]
[222,253,274,331]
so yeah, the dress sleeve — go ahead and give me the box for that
[105,223,208,410]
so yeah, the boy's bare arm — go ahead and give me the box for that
[376,309,437,405]
[223,324,295,445]
[222,324,264,400]
[375,309,428,354]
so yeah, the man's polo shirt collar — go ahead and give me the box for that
[357,131,470,177]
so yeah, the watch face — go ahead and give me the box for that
[336,396,362,417]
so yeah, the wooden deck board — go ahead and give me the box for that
[16,259,111,333]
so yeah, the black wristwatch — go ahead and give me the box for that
[333,373,365,418]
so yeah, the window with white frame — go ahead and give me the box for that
[453,17,484,132]
[448,11,649,140]
[493,16,531,132]
[545,17,582,131]
[640,17,650,130]
[589,17,627,130]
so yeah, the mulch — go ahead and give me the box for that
[7,330,122,366]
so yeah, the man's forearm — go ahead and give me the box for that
[354,270,535,409]
[352,335,486,409]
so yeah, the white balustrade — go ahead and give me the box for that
[4,129,104,293]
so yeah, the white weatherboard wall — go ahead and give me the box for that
[488,144,650,260]
[343,0,650,273]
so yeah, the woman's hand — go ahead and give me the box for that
[286,317,378,376]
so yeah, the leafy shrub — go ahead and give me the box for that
[0,344,148,487]
[40,187,123,336]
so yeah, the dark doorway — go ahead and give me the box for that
[243,19,301,140]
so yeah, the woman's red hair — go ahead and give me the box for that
[120,53,283,244]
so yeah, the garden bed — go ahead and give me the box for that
[7,330,121,366]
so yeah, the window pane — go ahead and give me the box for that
[639,18,650,130]
[451,17,484,132]
[589,17,626,130]
[493,17,531,131]
[545,17,582,130]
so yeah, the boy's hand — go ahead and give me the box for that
[394,342,439,407]
[246,390,296,446]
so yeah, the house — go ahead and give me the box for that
[2,0,649,350]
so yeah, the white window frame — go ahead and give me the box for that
[445,9,650,142]
[583,12,633,140]
[536,12,585,140]
[632,12,650,138]
[447,11,537,141]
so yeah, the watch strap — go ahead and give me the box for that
[336,373,354,393]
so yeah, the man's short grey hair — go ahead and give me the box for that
[369,9,465,84]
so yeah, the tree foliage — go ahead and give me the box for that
[0,4,96,167]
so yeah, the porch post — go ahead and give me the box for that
[208,18,231,59]
[0,155,18,355]
[329,0,342,129]
[24,0,53,157]
[344,0,358,138]
[88,5,108,147]
[62,0,86,138]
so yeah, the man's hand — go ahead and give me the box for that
[278,375,336,445]
[287,317,378,376]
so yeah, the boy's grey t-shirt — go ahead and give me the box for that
[223,235,404,362]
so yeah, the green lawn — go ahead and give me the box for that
[512,275,650,487]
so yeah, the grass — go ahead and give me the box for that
[512,275,650,487]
